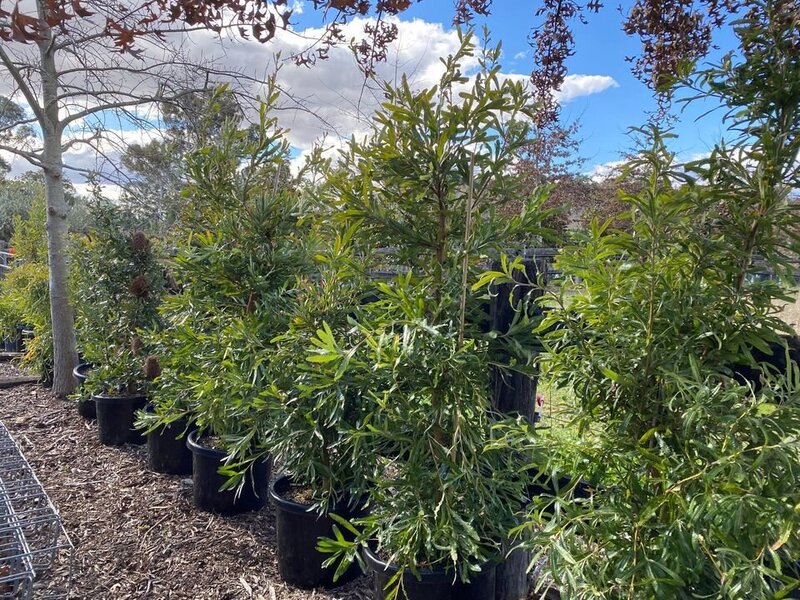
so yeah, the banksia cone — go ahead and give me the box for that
[144,355,162,381]
[130,335,143,355]
[129,274,151,297]
[130,231,151,254]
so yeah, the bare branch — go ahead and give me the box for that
[0,46,45,125]
[0,142,43,167]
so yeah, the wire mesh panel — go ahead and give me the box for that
[0,421,73,599]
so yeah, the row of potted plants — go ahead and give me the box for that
[65,8,800,597]
[68,37,547,600]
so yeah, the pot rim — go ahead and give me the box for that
[362,544,494,581]
[186,429,227,459]
[270,473,369,516]
[270,473,320,514]
[91,392,148,403]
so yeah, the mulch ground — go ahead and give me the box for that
[0,361,371,600]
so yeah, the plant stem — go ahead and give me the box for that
[458,153,476,347]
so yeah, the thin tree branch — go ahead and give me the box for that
[0,46,46,126]
[0,143,43,167]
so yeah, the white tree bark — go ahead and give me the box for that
[37,1,78,397]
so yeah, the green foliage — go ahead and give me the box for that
[260,222,377,511]
[331,28,551,285]
[0,173,89,241]
[524,4,800,597]
[313,30,543,597]
[0,263,50,376]
[0,192,52,379]
[74,204,164,396]
[140,89,312,471]
[316,278,533,596]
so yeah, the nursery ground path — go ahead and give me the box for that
[0,367,371,600]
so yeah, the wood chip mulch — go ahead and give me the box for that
[0,363,371,600]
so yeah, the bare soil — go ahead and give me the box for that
[0,362,371,600]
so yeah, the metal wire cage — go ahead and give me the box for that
[0,421,73,599]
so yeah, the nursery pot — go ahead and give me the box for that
[3,333,21,353]
[93,393,148,446]
[72,363,95,419]
[186,430,271,515]
[363,546,496,600]
[270,474,367,589]
[145,408,194,475]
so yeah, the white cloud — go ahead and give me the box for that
[71,182,123,201]
[2,14,619,193]
[513,50,527,60]
[556,75,619,103]
[585,159,626,182]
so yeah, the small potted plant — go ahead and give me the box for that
[76,206,164,445]
[134,332,195,475]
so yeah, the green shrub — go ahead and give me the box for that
[139,88,312,478]
[315,30,544,596]
[74,204,164,396]
[523,3,800,596]
[0,192,53,380]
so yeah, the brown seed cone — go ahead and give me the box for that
[130,231,151,254]
[130,335,143,355]
[129,274,151,297]
[143,355,162,381]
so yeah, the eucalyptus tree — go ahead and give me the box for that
[120,87,245,231]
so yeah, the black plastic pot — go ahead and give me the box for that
[146,412,194,475]
[72,363,95,419]
[270,474,366,589]
[186,431,271,515]
[3,335,21,353]
[72,362,92,385]
[363,546,496,600]
[93,393,148,446]
[3,325,28,352]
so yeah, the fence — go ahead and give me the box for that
[0,420,74,599]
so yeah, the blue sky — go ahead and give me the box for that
[0,0,744,193]
[288,1,741,176]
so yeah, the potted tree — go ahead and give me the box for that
[139,87,311,512]
[76,205,164,445]
[258,225,380,589]
[522,5,800,596]
[315,31,545,600]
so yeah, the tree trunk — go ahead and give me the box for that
[38,3,78,397]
